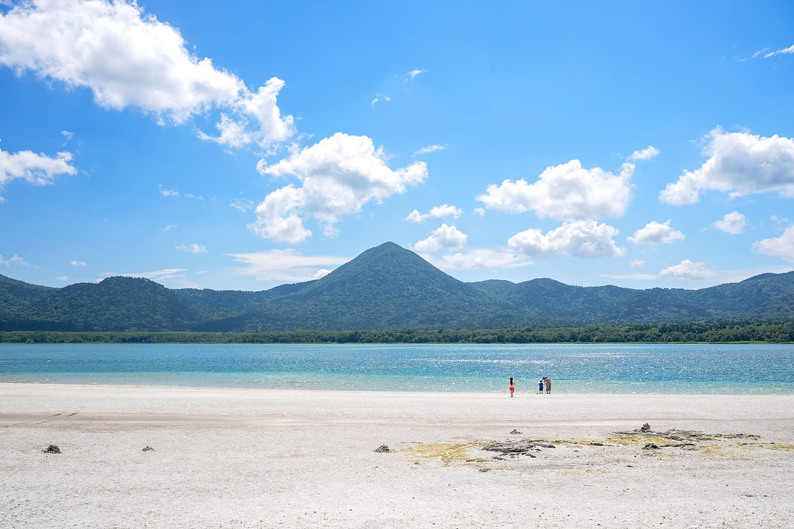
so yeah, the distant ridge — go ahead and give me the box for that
[1,242,793,332]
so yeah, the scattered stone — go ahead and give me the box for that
[640,423,651,432]
[375,445,390,453]
[483,440,543,458]
[142,446,154,452]
[589,442,604,446]
[643,443,659,450]
[626,465,634,467]
[509,429,522,435]
[43,445,60,454]
[479,468,490,472]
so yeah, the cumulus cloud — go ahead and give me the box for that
[0,0,293,147]
[507,220,626,258]
[753,226,794,263]
[712,211,746,235]
[199,77,295,148]
[477,160,634,221]
[227,249,349,283]
[406,204,462,223]
[428,249,533,270]
[0,141,76,196]
[659,259,716,280]
[251,133,428,243]
[176,243,207,254]
[412,224,468,252]
[628,220,685,245]
[630,146,660,161]
[0,254,29,266]
[660,128,794,205]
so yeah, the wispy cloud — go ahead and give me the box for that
[0,254,29,267]
[176,243,207,254]
[70,260,87,267]
[412,144,450,157]
[408,68,428,80]
[227,249,349,282]
[158,185,203,200]
[762,44,794,58]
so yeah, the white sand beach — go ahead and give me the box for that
[1,383,793,528]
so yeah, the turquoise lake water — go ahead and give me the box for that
[1,343,793,394]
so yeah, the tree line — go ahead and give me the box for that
[1,321,792,344]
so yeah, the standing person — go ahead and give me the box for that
[544,376,552,394]
[509,377,515,397]
[538,378,544,394]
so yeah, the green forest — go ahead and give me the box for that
[2,321,792,344]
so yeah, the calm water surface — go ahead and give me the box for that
[1,343,793,394]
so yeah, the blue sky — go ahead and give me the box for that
[1,0,793,291]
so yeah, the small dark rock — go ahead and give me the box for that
[375,445,390,453]
[643,443,659,450]
[640,423,651,432]
[589,442,604,446]
[142,446,154,452]
[509,429,522,435]
[479,468,490,472]
[43,445,60,454]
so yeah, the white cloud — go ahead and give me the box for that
[55,275,68,281]
[102,268,189,284]
[200,77,295,149]
[412,144,449,156]
[229,198,255,212]
[406,204,462,223]
[712,211,746,235]
[508,220,626,258]
[163,224,178,232]
[428,249,533,270]
[158,185,202,200]
[659,259,716,280]
[630,259,645,268]
[408,68,428,79]
[0,141,76,195]
[412,224,468,252]
[70,260,87,267]
[628,220,685,245]
[0,254,29,267]
[630,146,660,161]
[227,249,349,282]
[60,130,73,142]
[176,243,207,254]
[764,44,794,58]
[753,226,794,263]
[370,94,391,106]
[660,128,794,205]
[0,1,293,147]
[0,0,243,123]
[472,207,486,216]
[251,133,427,243]
[477,160,634,220]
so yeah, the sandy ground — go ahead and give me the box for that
[1,383,793,528]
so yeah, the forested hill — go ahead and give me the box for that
[1,242,793,332]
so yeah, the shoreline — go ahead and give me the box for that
[2,383,793,528]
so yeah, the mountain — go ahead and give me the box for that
[1,242,793,332]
